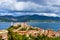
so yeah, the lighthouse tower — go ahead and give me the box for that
[11,22,14,26]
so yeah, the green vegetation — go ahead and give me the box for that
[28,27,38,31]
[0,19,60,22]
[8,29,60,40]
[29,36,60,40]
[8,28,29,40]
[0,37,2,40]
[7,25,60,40]
[20,28,27,31]
[8,25,21,29]
[27,20,60,22]
[0,18,9,22]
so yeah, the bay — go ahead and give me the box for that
[0,22,60,31]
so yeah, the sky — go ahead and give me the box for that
[0,0,60,17]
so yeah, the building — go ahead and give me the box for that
[13,22,21,26]
[44,30,56,38]
[20,23,28,28]
[55,30,60,37]
[13,23,28,28]
[17,30,39,37]
[0,30,8,40]
[38,28,45,36]
[18,31,27,35]
[27,30,39,37]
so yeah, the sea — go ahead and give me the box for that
[0,22,60,31]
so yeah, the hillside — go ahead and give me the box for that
[0,15,60,22]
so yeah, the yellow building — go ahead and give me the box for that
[0,30,8,40]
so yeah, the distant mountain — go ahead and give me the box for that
[0,15,60,22]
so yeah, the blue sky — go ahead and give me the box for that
[0,0,60,17]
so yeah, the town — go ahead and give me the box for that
[12,23,60,38]
[0,23,60,40]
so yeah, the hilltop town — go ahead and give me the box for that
[0,23,60,40]
[11,23,60,38]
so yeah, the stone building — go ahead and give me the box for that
[38,28,45,36]
[17,30,39,37]
[55,30,60,37]
[0,30,8,40]
[44,30,56,38]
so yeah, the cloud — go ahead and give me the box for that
[38,13,60,17]
[0,0,41,11]
[46,0,60,6]
[0,1,58,12]
[1,13,60,17]
[0,0,60,17]
[0,0,57,11]
[0,13,13,16]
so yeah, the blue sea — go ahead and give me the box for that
[0,22,60,31]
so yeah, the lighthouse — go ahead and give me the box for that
[11,22,14,26]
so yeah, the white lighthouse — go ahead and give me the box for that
[11,22,14,26]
